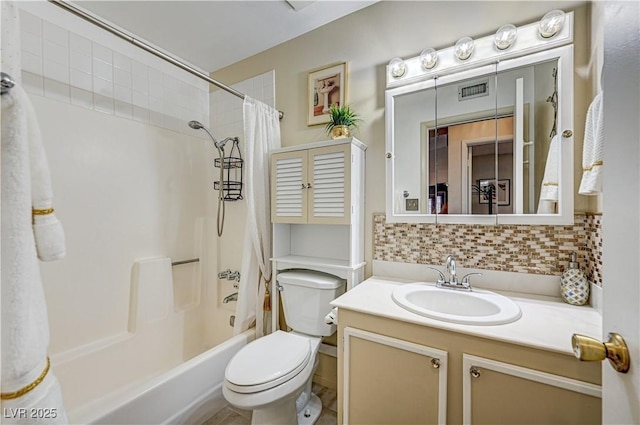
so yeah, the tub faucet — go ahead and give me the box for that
[223,292,238,303]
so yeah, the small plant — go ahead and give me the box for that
[325,104,362,137]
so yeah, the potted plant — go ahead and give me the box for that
[325,104,362,139]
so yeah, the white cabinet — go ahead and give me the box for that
[270,139,366,333]
[271,142,357,225]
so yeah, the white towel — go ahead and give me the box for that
[1,85,68,423]
[579,92,604,195]
[537,135,560,213]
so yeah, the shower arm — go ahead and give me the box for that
[47,0,284,120]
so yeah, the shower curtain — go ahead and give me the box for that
[234,96,281,337]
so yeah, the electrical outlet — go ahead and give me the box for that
[406,198,419,211]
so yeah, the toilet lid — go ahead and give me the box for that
[225,331,311,393]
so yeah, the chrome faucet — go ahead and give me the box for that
[223,292,238,303]
[445,255,457,285]
[425,255,482,292]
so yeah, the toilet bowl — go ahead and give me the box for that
[223,270,345,425]
[223,331,322,424]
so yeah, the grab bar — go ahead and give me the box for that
[171,258,199,267]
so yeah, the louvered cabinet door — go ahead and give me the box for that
[271,150,308,223]
[309,144,351,225]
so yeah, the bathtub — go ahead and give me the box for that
[64,330,254,425]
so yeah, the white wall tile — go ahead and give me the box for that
[21,50,43,75]
[44,77,70,103]
[18,9,209,136]
[21,31,42,56]
[70,51,91,74]
[70,33,92,56]
[70,68,92,91]
[93,58,113,81]
[42,21,68,47]
[20,11,42,37]
[92,43,112,64]
[43,39,68,65]
[70,87,94,109]
[21,71,44,96]
[43,59,69,83]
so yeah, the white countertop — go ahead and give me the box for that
[331,276,602,356]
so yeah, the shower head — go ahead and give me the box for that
[215,137,237,149]
[188,120,204,130]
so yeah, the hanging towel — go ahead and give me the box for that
[579,91,604,195]
[1,84,68,423]
[537,135,560,213]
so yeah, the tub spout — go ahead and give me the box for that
[223,292,238,303]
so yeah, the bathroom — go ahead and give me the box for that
[0,1,638,424]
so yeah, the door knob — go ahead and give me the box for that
[571,333,630,373]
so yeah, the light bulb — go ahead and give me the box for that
[494,24,517,50]
[454,37,475,61]
[389,57,406,78]
[419,48,438,70]
[539,9,566,38]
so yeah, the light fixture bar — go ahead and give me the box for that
[386,11,573,89]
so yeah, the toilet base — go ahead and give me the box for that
[297,393,322,425]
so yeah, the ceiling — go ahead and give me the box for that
[74,0,378,72]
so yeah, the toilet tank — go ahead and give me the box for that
[277,270,346,336]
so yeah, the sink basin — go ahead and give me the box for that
[392,283,522,325]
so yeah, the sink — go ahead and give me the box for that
[392,283,522,325]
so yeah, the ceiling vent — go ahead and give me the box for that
[458,80,489,101]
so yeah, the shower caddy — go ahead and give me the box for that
[215,139,244,201]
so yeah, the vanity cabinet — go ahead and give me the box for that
[271,140,363,225]
[338,309,601,425]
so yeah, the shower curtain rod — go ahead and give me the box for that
[48,0,284,120]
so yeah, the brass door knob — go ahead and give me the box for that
[572,333,630,373]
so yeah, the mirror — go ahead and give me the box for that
[386,46,574,225]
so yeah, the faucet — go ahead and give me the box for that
[425,255,482,291]
[445,255,457,285]
[223,292,238,303]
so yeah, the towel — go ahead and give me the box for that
[537,135,560,213]
[1,84,68,423]
[579,92,604,195]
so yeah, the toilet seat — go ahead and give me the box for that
[225,331,311,394]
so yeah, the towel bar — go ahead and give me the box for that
[171,258,200,267]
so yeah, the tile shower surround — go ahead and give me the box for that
[374,213,603,286]
[17,10,209,136]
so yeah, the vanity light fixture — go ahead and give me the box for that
[539,9,566,38]
[454,37,475,61]
[389,57,407,78]
[419,48,438,69]
[494,24,517,50]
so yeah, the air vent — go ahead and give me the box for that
[458,80,489,101]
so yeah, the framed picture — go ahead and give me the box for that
[478,178,511,206]
[307,62,347,126]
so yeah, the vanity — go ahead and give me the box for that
[332,274,602,425]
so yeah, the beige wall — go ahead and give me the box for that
[211,0,594,277]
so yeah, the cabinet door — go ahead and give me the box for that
[309,144,351,224]
[271,150,308,223]
[463,354,601,425]
[343,327,447,425]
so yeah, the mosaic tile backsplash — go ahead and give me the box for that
[373,213,603,286]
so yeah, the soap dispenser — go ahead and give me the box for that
[560,252,589,306]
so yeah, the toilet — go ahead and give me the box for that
[223,270,346,425]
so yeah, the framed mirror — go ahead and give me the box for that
[386,41,574,225]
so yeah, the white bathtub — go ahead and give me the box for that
[65,330,254,425]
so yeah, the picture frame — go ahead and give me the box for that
[307,62,347,126]
[478,178,511,206]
